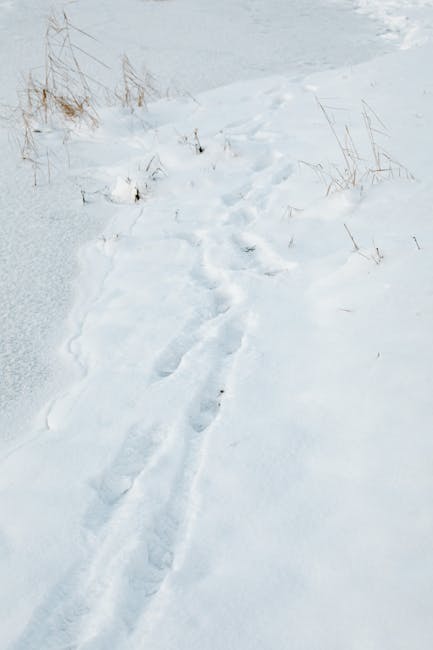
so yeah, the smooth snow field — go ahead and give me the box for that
[2,0,433,649]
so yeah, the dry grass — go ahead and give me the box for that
[301,98,414,195]
[16,11,106,166]
[24,12,104,129]
[16,12,158,178]
[116,54,157,111]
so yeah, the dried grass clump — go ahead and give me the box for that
[16,12,159,183]
[301,99,414,195]
[116,54,158,111]
[19,13,159,146]
[24,12,104,129]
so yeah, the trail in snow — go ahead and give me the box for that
[2,80,298,647]
[8,161,253,650]
[5,42,433,645]
[2,1,433,649]
[0,0,393,442]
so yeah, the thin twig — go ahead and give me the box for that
[344,223,360,251]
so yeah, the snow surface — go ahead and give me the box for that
[0,0,392,441]
[2,0,433,649]
[0,0,109,439]
[349,0,433,48]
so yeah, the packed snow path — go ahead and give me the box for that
[0,0,393,439]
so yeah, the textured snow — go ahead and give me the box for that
[0,0,393,442]
[1,1,433,649]
[0,0,394,440]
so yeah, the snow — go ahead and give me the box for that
[2,1,433,649]
[0,0,109,440]
[347,0,433,48]
[0,0,391,441]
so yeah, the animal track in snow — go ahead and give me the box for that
[152,322,200,379]
[89,422,165,513]
[188,320,244,434]
[226,231,293,277]
[221,182,252,207]
[222,206,255,227]
[152,241,236,382]
[272,163,293,185]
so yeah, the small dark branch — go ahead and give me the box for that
[371,239,384,265]
[194,128,205,154]
[412,235,421,250]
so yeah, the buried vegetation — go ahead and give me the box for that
[13,12,413,203]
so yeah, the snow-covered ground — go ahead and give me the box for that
[2,1,433,649]
[0,0,393,441]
